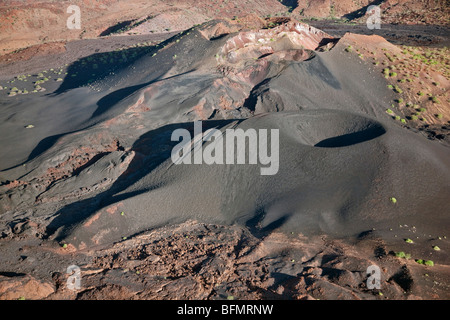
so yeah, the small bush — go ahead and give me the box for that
[394,86,403,94]
[431,96,440,104]
[395,252,411,259]
[416,259,434,266]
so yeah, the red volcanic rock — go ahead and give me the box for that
[218,20,334,68]
[0,275,54,300]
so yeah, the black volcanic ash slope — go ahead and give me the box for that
[0,20,448,248]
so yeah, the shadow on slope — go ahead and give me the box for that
[9,54,197,169]
[45,119,241,242]
[342,0,386,21]
[53,44,158,94]
[314,124,386,147]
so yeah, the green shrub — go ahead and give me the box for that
[394,86,403,94]
[395,252,411,259]
[431,96,440,104]
[416,259,434,266]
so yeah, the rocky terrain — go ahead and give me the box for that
[0,2,449,301]
[293,0,449,25]
[1,0,448,56]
